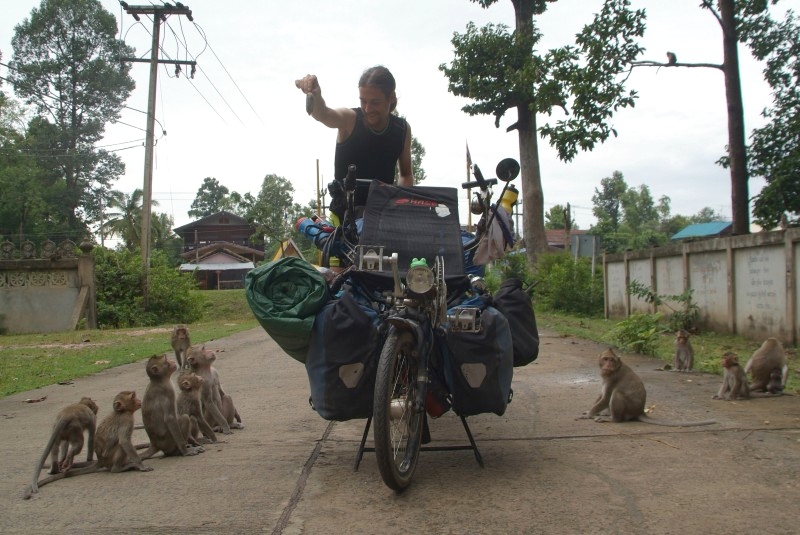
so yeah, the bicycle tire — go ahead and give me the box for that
[372,327,423,491]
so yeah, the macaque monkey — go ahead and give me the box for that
[766,368,785,395]
[171,325,191,369]
[666,51,677,64]
[186,346,243,435]
[673,329,694,372]
[581,348,716,427]
[713,352,750,401]
[25,392,151,499]
[140,354,203,459]
[177,372,218,444]
[29,397,98,495]
[745,338,789,393]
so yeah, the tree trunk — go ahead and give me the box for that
[513,0,548,266]
[719,0,750,235]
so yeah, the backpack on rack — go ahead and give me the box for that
[492,277,540,367]
[443,298,514,417]
[305,289,381,421]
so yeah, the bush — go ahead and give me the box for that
[603,313,665,356]
[532,253,603,316]
[93,248,205,328]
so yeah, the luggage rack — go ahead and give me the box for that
[352,414,485,471]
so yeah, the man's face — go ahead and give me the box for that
[359,85,391,131]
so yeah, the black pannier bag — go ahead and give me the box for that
[359,182,464,277]
[444,304,514,417]
[492,277,540,367]
[305,290,380,421]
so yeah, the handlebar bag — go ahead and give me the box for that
[305,289,380,421]
[492,277,540,367]
[443,303,514,416]
[359,182,464,277]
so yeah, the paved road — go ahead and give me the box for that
[1,326,798,534]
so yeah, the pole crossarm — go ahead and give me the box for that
[122,58,197,66]
[120,2,193,21]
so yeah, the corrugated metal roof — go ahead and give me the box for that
[179,262,254,271]
[671,221,732,240]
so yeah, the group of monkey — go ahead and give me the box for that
[581,331,790,426]
[24,325,243,499]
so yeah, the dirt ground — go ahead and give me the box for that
[1,326,798,535]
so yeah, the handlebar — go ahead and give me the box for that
[462,178,497,190]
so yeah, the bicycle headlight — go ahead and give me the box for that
[406,258,434,295]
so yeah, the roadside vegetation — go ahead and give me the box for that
[2,253,797,398]
[0,290,257,397]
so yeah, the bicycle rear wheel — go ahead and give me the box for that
[372,328,423,491]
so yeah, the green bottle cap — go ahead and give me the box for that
[410,258,428,268]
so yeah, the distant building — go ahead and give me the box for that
[671,221,733,241]
[173,211,265,290]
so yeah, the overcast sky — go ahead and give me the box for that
[2,0,797,236]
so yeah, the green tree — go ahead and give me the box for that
[9,0,135,232]
[411,136,427,184]
[544,204,577,230]
[248,174,295,250]
[440,0,645,265]
[743,7,800,229]
[101,188,158,251]
[189,177,230,218]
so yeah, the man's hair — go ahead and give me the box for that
[359,65,397,111]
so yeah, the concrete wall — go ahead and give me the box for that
[603,228,800,345]
[0,240,96,334]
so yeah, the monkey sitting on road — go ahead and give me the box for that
[177,372,218,444]
[140,354,204,459]
[186,346,243,434]
[171,325,191,369]
[713,352,750,401]
[745,338,789,394]
[580,348,716,427]
[25,391,151,499]
[28,397,98,496]
[673,329,694,372]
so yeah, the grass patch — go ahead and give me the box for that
[537,311,799,393]
[0,290,258,397]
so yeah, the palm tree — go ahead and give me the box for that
[101,189,159,251]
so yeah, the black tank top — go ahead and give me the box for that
[334,108,407,183]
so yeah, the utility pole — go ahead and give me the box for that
[120,2,195,303]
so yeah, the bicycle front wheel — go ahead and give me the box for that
[372,328,423,491]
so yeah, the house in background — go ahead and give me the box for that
[173,211,265,289]
[671,221,733,241]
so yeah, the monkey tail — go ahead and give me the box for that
[30,418,69,494]
[23,461,98,499]
[637,415,717,427]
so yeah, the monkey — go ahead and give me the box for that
[24,391,152,499]
[766,368,785,395]
[713,352,750,401]
[140,354,203,459]
[170,324,191,369]
[666,51,677,64]
[29,397,98,496]
[580,348,716,427]
[673,329,694,372]
[745,338,789,393]
[186,346,243,434]
[177,372,218,444]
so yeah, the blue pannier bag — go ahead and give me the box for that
[305,290,380,421]
[443,299,514,417]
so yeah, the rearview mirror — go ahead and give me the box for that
[496,158,520,182]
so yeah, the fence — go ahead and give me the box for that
[0,238,96,334]
[603,228,800,345]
